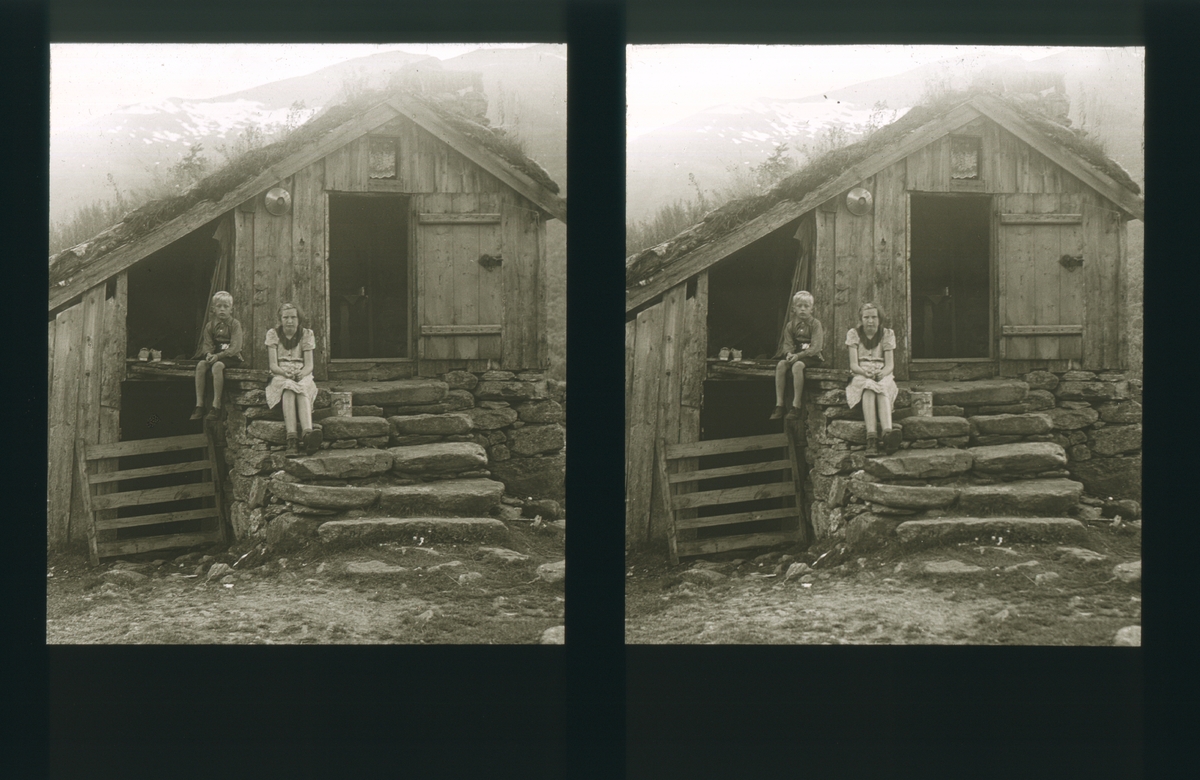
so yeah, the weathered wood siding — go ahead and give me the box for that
[230,111,546,375]
[804,114,1128,375]
[48,274,126,549]
[813,159,912,379]
[625,272,707,549]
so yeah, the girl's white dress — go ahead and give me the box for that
[845,327,899,409]
[265,327,318,409]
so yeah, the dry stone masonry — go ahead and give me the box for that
[801,368,1140,551]
[216,370,565,548]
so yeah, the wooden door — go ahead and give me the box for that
[996,193,1085,361]
[414,194,504,362]
[501,202,545,370]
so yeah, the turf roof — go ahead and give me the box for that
[50,87,560,289]
[625,88,1141,290]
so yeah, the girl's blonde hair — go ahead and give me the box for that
[212,291,233,306]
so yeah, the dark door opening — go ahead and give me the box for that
[706,221,802,360]
[909,194,991,359]
[126,227,220,360]
[328,194,410,359]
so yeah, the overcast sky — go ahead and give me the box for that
[626,44,1078,139]
[50,43,535,132]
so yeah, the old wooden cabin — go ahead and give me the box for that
[49,87,566,560]
[626,90,1143,559]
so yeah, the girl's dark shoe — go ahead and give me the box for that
[189,406,205,421]
[882,427,902,454]
[865,435,880,455]
[205,406,221,421]
[303,427,322,455]
[769,406,785,420]
[785,406,801,421]
[285,436,301,456]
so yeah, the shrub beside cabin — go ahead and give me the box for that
[626,91,1143,557]
[48,91,566,556]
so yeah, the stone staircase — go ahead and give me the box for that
[226,377,557,548]
[806,376,1125,552]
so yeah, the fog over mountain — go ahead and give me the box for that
[627,49,1143,224]
[50,44,566,225]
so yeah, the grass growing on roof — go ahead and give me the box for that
[625,88,1141,289]
[50,86,561,289]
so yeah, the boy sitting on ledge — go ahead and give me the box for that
[770,290,824,421]
[191,291,244,421]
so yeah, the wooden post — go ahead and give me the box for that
[74,439,100,566]
[657,439,679,566]
[785,410,811,546]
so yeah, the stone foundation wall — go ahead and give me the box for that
[803,368,1142,540]
[217,369,565,542]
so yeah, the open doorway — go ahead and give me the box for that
[909,194,991,359]
[706,221,802,360]
[126,226,220,361]
[328,194,410,359]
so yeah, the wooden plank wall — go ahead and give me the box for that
[48,275,127,550]
[873,160,910,379]
[625,272,707,550]
[231,112,536,376]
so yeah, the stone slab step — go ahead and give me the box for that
[900,378,1029,406]
[857,448,974,480]
[328,379,448,407]
[377,478,503,517]
[268,477,503,515]
[896,517,1087,548]
[848,477,1082,515]
[389,442,488,473]
[956,479,1082,516]
[968,442,1067,473]
[318,517,510,546]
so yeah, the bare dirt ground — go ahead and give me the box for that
[626,521,1141,645]
[48,521,565,645]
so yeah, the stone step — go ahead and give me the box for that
[896,415,970,440]
[328,379,449,407]
[968,441,1067,474]
[848,477,1083,515]
[858,440,1070,481]
[269,477,504,515]
[318,516,510,546]
[896,517,1087,548]
[956,479,1082,516]
[389,442,489,474]
[274,442,489,480]
[857,448,975,480]
[900,378,1029,406]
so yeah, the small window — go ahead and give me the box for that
[950,136,981,180]
[368,137,398,180]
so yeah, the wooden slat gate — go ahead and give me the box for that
[660,432,809,565]
[76,432,227,566]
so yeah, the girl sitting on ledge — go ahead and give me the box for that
[265,303,320,455]
[846,301,900,455]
